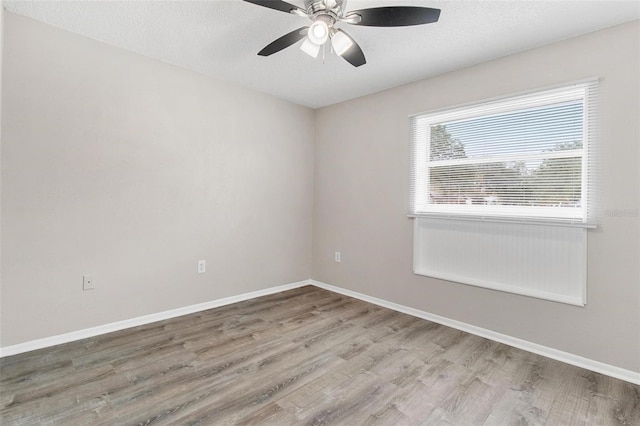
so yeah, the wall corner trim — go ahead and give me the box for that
[310,280,640,386]
[0,280,310,358]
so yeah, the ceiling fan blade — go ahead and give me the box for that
[242,0,305,15]
[346,6,441,27]
[258,27,308,56]
[338,31,366,67]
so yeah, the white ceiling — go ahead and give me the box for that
[4,0,640,108]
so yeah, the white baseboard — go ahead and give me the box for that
[310,280,640,386]
[0,280,310,358]
[3,278,638,386]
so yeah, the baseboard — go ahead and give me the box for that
[3,278,638,386]
[310,280,640,386]
[0,280,310,358]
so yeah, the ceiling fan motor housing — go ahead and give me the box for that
[306,0,344,17]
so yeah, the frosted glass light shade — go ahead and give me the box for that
[300,37,321,57]
[331,30,353,56]
[308,20,329,45]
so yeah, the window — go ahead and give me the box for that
[409,81,598,305]
[409,80,598,227]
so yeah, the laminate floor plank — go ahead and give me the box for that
[425,375,508,425]
[606,378,640,424]
[152,342,328,423]
[400,360,474,423]
[169,352,344,425]
[114,339,298,414]
[276,371,353,416]
[292,370,399,426]
[235,401,300,426]
[1,285,638,425]
[366,402,413,426]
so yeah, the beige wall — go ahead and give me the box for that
[1,1,4,335]
[313,20,640,373]
[1,13,315,346]
[2,9,639,375]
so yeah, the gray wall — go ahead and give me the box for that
[312,20,640,373]
[2,10,639,375]
[1,13,315,346]
[0,2,4,330]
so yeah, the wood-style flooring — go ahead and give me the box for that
[1,285,638,425]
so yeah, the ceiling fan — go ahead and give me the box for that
[243,0,441,67]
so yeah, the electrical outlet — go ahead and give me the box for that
[335,251,341,263]
[197,259,206,274]
[83,274,95,291]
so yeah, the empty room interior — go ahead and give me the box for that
[1,0,639,424]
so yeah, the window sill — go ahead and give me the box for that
[407,213,596,229]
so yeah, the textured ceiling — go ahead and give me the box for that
[4,0,640,108]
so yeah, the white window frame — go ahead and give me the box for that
[409,80,598,228]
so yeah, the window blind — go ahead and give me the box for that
[409,80,598,227]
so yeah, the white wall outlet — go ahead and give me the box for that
[197,259,206,274]
[83,274,95,291]
[335,251,341,263]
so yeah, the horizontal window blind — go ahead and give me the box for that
[409,80,598,227]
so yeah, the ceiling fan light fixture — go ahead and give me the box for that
[307,19,329,45]
[331,30,353,56]
[300,37,321,57]
[245,0,441,68]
